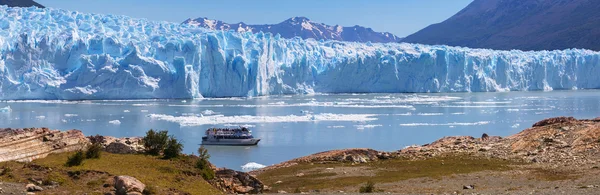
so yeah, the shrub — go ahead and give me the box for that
[0,166,12,177]
[43,172,66,185]
[88,134,105,145]
[196,158,215,180]
[142,129,169,156]
[359,181,376,193]
[195,145,214,179]
[197,145,210,161]
[66,151,85,167]
[85,143,102,159]
[143,185,158,195]
[163,136,183,159]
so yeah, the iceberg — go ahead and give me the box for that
[0,6,599,100]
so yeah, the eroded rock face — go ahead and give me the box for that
[213,168,263,194]
[114,175,145,195]
[0,128,89,162]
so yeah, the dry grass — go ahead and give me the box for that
[257,155,523,192]
[0,152,221,195]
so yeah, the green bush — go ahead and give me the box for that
[196,158,215,180]
[85,143,102,159]
[163,136,183,159]
[142,129,169,156]
[0,166,12,177]
[195,145,214,180]
[143,185,158,195]
[197,145,210,161]
[359,181,376,193]
[66,151,85,167]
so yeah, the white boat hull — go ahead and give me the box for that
[202,138,261,146]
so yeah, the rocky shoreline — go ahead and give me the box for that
[1,116,599,194]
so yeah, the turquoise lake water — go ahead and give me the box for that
[1,90,599,170]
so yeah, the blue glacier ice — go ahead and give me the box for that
[0,6,599,100]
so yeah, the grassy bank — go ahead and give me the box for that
[0,152,221,194]
[257,155,527,193]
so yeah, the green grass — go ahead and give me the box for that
[0,152,221,195]
[258,155,523,192]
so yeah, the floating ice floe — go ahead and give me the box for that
[354,124,383,130]
[224,124,256,128]
[201,110,217,115]
[0,106,11,113]
[399,121,490,126]
[417,113,444,116]
[108,120,122,125]
[147,113,379,126]
[241,162,267,171]
[327,125,345,129]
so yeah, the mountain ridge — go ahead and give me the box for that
[0,0,44,8]
[183,16,402,43]
[403,0,600,51]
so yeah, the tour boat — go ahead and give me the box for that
[201,127,260,146]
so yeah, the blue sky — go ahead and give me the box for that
[36,0,473,37]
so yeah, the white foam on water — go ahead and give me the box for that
[147,113,379,126]
[108,120,121,125]
[123,110,131,113]
[64,114,78,117]
[451,112,466,115]
[140,110,149,113]
[35,116,46,119]
[399,121,490,126]
[437,105,520,108]
[511,124,520,128]
[61,119,67,123]
[241,162,267,171]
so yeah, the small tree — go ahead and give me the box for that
[85,143,102,159]
[197,145,210,161]
[142,129,169,156]
[66,151,85,167]
[196,145,214,180]
[163,136,183,159]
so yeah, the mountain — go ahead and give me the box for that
[403,0,600,51]
[0,0,44,8]
[183,16,402,43]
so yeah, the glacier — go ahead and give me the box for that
[0,6,599,100]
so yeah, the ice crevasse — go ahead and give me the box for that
[0,6,599,100]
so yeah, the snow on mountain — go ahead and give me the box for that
[0,6,599,100]
[182,16,402,43]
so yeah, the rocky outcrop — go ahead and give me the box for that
[213,168,263,194]
[104,137,143,154]
[253,149,390,174]
[0,128,89,162]
[255,117,600,173]
[114,175,145,195]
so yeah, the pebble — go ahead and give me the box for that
[463,185,475,190]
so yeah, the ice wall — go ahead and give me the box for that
[0,6,599,99]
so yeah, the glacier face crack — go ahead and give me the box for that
[0,6,599,100]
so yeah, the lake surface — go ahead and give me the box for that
[1,90,599,170]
